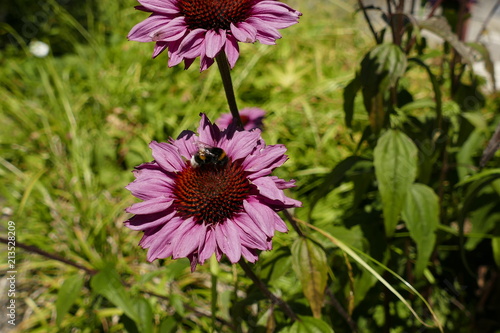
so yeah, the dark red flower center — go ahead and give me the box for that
[178,0,254,30]
[173,161,251,225]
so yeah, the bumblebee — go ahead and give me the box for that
[191,143,228,167]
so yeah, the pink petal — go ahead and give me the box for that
[137,0,179,15]
[125,209,176,231]
[230,22,257,43]
[152,41,168,58]
[126,196,173,215]
[205,29,226,58]
[151,16,188,42]
[177,29,206,59]
[252,176,287,203]
[241,247,259,263]
[273,212,288,233]
[128,14,172,42]
[242,144,288,177]
[231,213,269,249]
[172,130,197,159]
[197,113,220,146]
[221,129,261,162]
[198,227,216,264]
[224,35,240,68]
[150,141,185,172]
[215,221,242,263]
[172,218,205,258]
[243,199,275,237]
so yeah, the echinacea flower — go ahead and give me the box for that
[128,0,302,71]
[125,114,301,271]
[216,107,266,130]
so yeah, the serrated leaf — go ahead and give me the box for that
[419,17,476,64]
[374,130,418,236]
[360,44,407,134]
[90,266,139,323]
[401,183,439,278]
[291,238,328,318]
[56,274,84,326]
[360,44,407,94]
[289,316,334,333]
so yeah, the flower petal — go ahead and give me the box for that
[172,218,205,258]
[137,0,179,15]
[198,227,216,264]
[205,29,226,58]
[221,129,261,162]
[224,35,240,68]
[231,22,257,43]
[128,14,172,42]
[126,196,173,215]
[243,198,275,237]
[125,208,175,231]
[215,221,242,263]
[150,141,185,172]
[151,16,188,42]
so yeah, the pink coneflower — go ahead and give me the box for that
[125,114,301,271]
[128,0,302,71]
[216,107,266,130]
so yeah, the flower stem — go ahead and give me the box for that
[0,237,97,275]
[238,259,298,321]
[215,52,242,128]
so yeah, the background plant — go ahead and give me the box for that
[1,0,499,332]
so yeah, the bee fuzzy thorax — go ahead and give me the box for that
[191,146,228,168]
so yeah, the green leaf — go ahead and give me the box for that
[493,237,500,268]
[343,76,361,128]
[90,266,139,323]
[360,44,407,94]
[311,155,366,212]
[418,17,476,65]
[374,129,418,236]
[56,274,84,326]
[291,238,328,318]
[159,316,178,333]
[360,44,407,134]
[402,183,439,278]
[289,316,334,333]
[464,203,500,251]
[133,298,153,333]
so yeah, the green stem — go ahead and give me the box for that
[238,259,298,321]
[215,52,242,128]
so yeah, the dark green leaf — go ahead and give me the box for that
[402,183,439,278]
[343,76,361,128]
[56,274,84,326]
[374,130,418,236]
[493,237,500,268]
[464,202,500,251]
[90,266,139,323]
[291,238,328,318]
[360,44,407,95]
[133,298,153,333]
[311,156,365,212]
